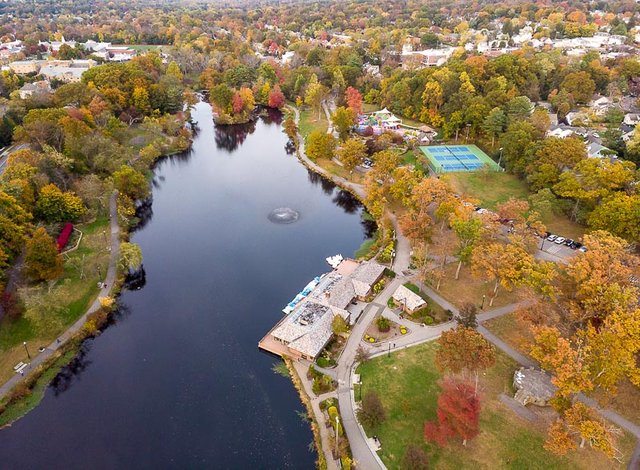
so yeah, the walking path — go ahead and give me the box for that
[289,104,640,469]
[0,191,120,401]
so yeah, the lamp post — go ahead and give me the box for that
[102,230,107,245]
[540,236,546,251]
[497,147,504,168]
[23,341,31,360]
[387,342,391,358]
[97,265,102,279]
[481,294,486,310]
[465,123,471,142]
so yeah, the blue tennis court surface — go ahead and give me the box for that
[419,145,500,173]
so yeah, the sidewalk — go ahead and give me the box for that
[0,191,120,401]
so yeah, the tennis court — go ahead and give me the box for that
[419,145,501,173]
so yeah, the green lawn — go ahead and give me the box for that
[356,342,636,470]
[444,172,530,210]
[0,216,111,384]
[298,108,328,138]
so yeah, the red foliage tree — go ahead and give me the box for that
[345,86,363,115]
[232,93,244,114]
[424,379,480,447]
[268,85,286,109]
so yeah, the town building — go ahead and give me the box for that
[259,259,386,360]
[392,285,426,314]
[39,59,96,83]
[9,60,43,75]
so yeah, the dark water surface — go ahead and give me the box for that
[1,102,371,469]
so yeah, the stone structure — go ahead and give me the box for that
[513,367,557,406]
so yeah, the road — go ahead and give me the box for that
[0,143,29,175]
[0,191,120,401]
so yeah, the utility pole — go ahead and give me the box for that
[23,341,31,360]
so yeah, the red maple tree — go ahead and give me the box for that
[268,85,286,109]
[424,379,480,447]
[345,86,363,115]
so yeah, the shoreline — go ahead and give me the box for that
[0,128,195,426]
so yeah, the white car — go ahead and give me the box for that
[554,237,566,244]
[546,234,557,242]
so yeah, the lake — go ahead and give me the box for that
[0,102,372,469]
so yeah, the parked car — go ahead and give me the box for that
[554,237,566,244]
[578,246,588,253]
[569,241,581,250]
[547,234,557,242]
[564,238,574,246]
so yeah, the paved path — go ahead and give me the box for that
[0,191,120,401]
[290,104,640,468]
[0,143,29,175]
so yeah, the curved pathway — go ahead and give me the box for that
[0,191,120,401]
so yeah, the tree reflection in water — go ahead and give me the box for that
[214,120,257,152]
[49,304,133,396]
[307,170,336,195]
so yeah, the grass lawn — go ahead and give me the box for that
[485,312,640,427]
[356,342,636,469]
[316,158,365,184]
[428,263,523,310]
[0,216,111,384]
[299,108,329,138]
[444,172,530,210]
[443,171,586,240]
[0,348,76,427]
[402,150,429,174]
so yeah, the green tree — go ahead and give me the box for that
[119,242,143,273]
[482,107,506,147]
[25,227,63,281]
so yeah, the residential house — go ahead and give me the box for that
[623,113,640,126]
[587,141,615,159]
[18,80,52,99]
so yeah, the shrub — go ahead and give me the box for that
[376,316,391,332]
[372,278,386,294]
[402,445,429,470]
[387,297,396,308]
[317,357,330,368]
[424,316,434,325]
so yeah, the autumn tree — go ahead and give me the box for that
[336,138,366,172]
[267,84,285,109]
[305,131,336,161]
[554,158,636,221]
[545,403,620,459]
[345,86,363,115]
[471,242,533,306]
[527,137,586,191]
[119,242,143,274]
[113,165,150,200]
[35,184,86,223]
[25,227,64,281]
[304,75,327,120]
[561,71,596,105]
[424,379,481,446]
